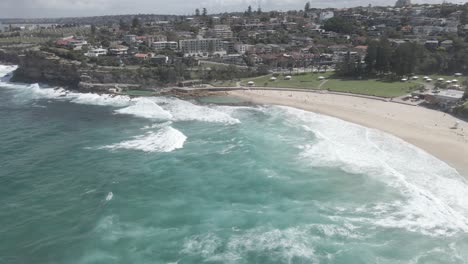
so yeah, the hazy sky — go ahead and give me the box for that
[0,0,465,18]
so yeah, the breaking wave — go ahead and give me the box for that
[0,66,239,124]
[277,106,468,236]
[98,126,187,153]
[181,223,363,263]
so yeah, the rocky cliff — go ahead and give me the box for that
[2,51,170,92]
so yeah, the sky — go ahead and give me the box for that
[0,0,465,18]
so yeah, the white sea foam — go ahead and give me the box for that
[115,98,173,120]
[181,224,362,263]
[105,192,113,201]
[153,97,240,124]
[0,65,18,81]
[0,66,239,124]
[277,105,468,236]
[98,126,187,153]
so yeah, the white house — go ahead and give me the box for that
[319,11,334,22]
[152,41,178,50]
[85,48,108,57]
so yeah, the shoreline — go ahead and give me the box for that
[228,89,468,176]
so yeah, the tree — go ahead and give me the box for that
[119,19,129,31]
[132,17,140,29]
[375,38,393,74]
[391,43,417,77]
[365,40,378,74]
[202,8,207,16]
[91,24,96,36]
[323,17,355,34]
[195,8,200,16]
[304,1,311,12]
[247,6,252,16]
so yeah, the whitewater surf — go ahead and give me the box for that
[1,65,467,263]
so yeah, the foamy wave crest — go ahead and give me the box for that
[181,224,363,263]
[115,98,173,119]
[0,65,18,81]
[153,97,240,124]
[69,93,132,107]
[98,126,186,152]
[278,106,468,236]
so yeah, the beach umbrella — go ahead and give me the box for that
[270,77,277,81]
[455,73,463,76]
[412,76,419,80]
[318,76,325,80]
[446,80,452,84]
[284,75,292,80]
[437,78,444,81]
[423,76,429,79]
[247,81,255,86]
[426,78,432,82]
[452,79,458,83]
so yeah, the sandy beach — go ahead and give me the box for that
[229,89,468,176]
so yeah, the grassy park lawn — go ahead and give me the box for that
[211,72,463,98]
[322,78,417,97]
[209,80,239,87]
[241,72,334,89]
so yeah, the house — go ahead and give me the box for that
[212,25,233,39]
[151,55,169,64]
[440,40,453,49]
[424,40,439,50]
[423,89,464,108]
[234,43,253,54]
[85,48,108,57]
[55,36,75,46]
[123,34,137,43]
[109,45,129,55]
[319,11,334,22]
[68,38,88,50]
[134,53,152,59]
[152,41,178,50]
[179,37,226,56]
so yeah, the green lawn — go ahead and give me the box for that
[209,80,239,87]
[322,78,417,97]
[211,72,464,98]
[240,72,334,89]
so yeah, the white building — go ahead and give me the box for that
[213,25,233,39]
[152,41,178,50]
[179,38,226,56]
[234,44,252,54]
[319,11,334,22]
[0,22,5,32]
[85,48,108,57]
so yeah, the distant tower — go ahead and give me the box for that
[395,0,411,7]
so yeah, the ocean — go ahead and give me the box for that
[1,64,468,263]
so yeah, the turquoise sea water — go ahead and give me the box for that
[1,65,468,264]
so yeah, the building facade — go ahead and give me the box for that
[179,38,226,56]
[152,41,178,50]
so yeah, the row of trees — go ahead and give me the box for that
[337,37,468,78]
